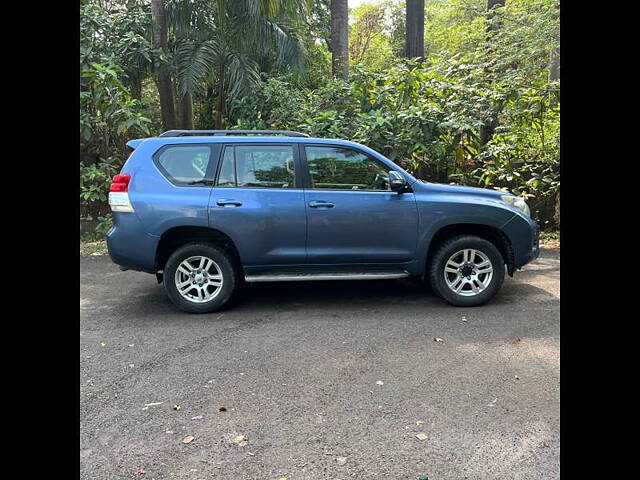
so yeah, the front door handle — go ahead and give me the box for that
[216,199,242,207]
[308,201,334,208]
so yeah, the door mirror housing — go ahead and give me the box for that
[389,171,407,193]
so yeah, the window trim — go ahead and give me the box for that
[300,143,402,193]
[214,142,302,190]
[152,143,222,187]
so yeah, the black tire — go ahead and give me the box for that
[428,235,505,307]
[163,243,239,314]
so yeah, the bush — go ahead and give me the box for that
[228,60,559,226]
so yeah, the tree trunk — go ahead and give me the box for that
[151,0,177,131]
[214,68,225,129]
[404,0,424,59]
[486,0,506,35]
[554,189,560,229]
[549,47,560,82]
[479,0,506,146]
[130,76,142,100]
[330,0,349,79]
[548,2,560,82]
[179,92,194,130]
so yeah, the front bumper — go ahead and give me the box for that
[523,224,540,265]
[502,214,540,269]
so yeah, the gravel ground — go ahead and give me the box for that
[80,248,559,480]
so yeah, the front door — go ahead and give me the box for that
[302,144,419,265]
[209,143,307,267]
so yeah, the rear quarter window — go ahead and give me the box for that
[154,144,221,185]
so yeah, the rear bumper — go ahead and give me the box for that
[106,212,159,273]
[502,214,540,269]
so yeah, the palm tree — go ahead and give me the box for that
[480,0,506,146]
[404,0,424,59]
[169,0,309,128]
[151,0,178,130]
[330,0,348,79]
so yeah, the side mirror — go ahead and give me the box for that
[389,171,407,193]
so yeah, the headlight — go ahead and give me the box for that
[501,195,530,217]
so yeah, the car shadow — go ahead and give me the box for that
[114,274,557,323]
[87,251,559,319]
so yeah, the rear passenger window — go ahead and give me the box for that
[156,145,212,184]
[216,145,295,189]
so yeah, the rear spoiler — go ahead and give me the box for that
[126,139,146,150]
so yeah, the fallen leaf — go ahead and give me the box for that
[182,435,194,444]
[434,338,444,343]
[232,435,247,447]
[415,433,428,441]
[335,456,347,466]
[511,338,522,344]
[191,415,203,420]
[376,380,384,386]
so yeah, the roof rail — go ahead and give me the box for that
[158,129,310,138]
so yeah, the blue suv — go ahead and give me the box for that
[107,130,539,313]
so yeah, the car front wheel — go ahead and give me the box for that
[164,243,238,313]
[429,235,505,307]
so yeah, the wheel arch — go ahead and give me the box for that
[425,223,515,276]
[155,226,242,272]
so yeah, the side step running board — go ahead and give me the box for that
[245,270,410,283]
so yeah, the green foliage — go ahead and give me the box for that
[80,1,154,218]
[79,0,560,229]
[172,0,311,128]
[349,1,395,71]
[230,55,559,224]
[224,0,560,225]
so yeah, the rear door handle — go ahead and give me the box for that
[308,201,334,208]
[216,199,242,207]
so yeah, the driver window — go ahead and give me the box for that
[305,146,391,191]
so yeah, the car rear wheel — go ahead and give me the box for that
[164,243,238,313]
[429,235,505,307]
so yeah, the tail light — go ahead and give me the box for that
[109,174,130,192]
[108,174,134,212]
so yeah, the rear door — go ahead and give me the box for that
[301,144,419,264]
[209,143,307,267]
